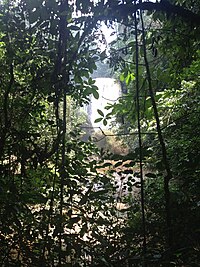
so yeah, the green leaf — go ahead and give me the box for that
[47,96,55,102]
[125,72,135,85]
[103,119,107,126]
[145,172,157,178]
[79,195,88,205]
[68,25,80,31]
[97,109,104,117]
[81,69,89,78]
[123,161,135,168]
[114,161,123,168]
[124,169,133,174]
[120,73,125,81]
[69,216,81,225]
[94,117,103,123]
[94,189,108,196]
[92,89,99,99]
[101,162,112,168]
[88,77,95,85]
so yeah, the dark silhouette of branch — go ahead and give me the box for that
[134,11,147,261]
[98,1,200,25]
[119,1,200,24]
[140,9,173,248]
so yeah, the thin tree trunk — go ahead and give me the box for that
[140,11,173,249]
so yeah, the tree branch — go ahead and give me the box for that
[105,1,200,25]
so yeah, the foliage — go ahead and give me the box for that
[0,0,200,266]
[101,1,200,266]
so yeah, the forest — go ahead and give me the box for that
[0,0,200,266]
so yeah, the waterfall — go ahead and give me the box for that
[87,77,121,130]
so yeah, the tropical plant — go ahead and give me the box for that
[0,0,200,266]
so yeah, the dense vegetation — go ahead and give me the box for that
[0,0,199,266]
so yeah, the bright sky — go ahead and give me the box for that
[100,22,117,44]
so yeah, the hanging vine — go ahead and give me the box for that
[134,8,147,266]
[0,1,199,266]
[139,9,173,249]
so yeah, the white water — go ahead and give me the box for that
[86,77,121,130]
